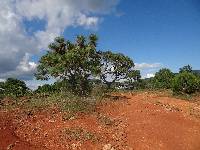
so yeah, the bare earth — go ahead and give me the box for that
[0,91,200,150]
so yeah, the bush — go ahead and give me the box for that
[35,84,55,94]
[2,78,30,98]
[153,68,175,89]
[172,72,200,95]
[196,75,200,92]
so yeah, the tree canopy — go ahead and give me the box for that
[0,78,29,97]
[35,34,138,94]
[179,65,193,73]
[100,51,136,88]
[35,34,102,95]
[172,72,200,94]
[153,68,175,89]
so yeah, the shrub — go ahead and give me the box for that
[35,84,55,94]
[179,65,192,73]
[172,72,199,95]
[196,76,200,92]
[153,68,175,89]
[2,78,29,98]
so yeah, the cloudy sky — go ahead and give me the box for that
[0,0,200,89]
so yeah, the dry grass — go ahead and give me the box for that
[62,127,99,142]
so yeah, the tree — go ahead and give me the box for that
[100,51,135,89]
[127,70,141,83]
[172,72,199,94]
[3,78,29,97]
[0,82,5,99]
[179,65,192,73]
[153,68,175,89]
[126,70,142,89]
[0,82,4,90]
[35,34,101,95]
[35,84,55,94]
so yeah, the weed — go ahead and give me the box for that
[97,114,115,126]
[63,127,99,142]
[154,100,181,112]
[62,113,76,121]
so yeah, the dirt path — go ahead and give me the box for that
[0,92,200,150]
[0,111,46,150]
[100,92,200,150]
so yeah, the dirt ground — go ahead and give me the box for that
[0,91,200,150]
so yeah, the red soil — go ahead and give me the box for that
[0,91,200,150]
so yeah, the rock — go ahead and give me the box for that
[103,144,115,150]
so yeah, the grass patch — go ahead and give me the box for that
[172,93,193,101]
[154,100,181,112]
[62,127,99,142]
[97,114,115,126]
[0,91,104,117]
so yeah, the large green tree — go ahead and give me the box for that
[36,35,137,93]
[35,34,101,95]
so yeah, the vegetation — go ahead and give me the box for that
[179,65,193,73]
[35,35,101,96]
[1,34,200,116]
[0,78,29,98]
[34,84,56,94]
[172,72,200,95]
[100,51,135,89]
[152,68,175,89]
[35,34,138,95]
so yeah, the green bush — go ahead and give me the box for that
[153,68,175,89]
[35,84,55,94]
[172,72,199,95]
[1,78,30,98]
[196,75,200,92]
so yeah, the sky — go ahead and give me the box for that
[0,0,200,89]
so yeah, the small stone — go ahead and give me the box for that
[103,144,115,150]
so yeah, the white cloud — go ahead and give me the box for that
[144,73,155,78]
[135,62,162,79]
[0,0,119,82]
[0,79,5,82]
[25,79,56,90]
[0,53,37,80]
[0,0,38,75]
[135,63,162,70]
[16,53,37,73]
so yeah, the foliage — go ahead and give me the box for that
[35,35,137,94]
[127,70,141,82]
[35,34,101,96]
[153,68,175,89]
[126,70,141,89]
[0,82,5,99]
[0,78,29,98]
[172,72,200,94]
[100,51,135,88]
[179,65,192,73]
[35,84,56,94]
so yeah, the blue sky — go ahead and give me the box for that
[33,0,200,71]
[0,0,200,88]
